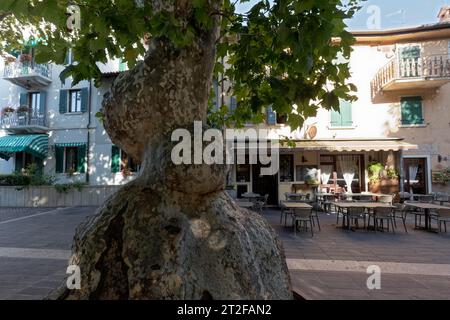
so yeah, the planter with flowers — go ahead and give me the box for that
[1,106,15,116]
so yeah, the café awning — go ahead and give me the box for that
[0,134,48,160]
[281,139,418,152]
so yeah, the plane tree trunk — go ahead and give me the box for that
[50,0,292,300]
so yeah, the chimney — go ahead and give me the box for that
[438,6,450,23]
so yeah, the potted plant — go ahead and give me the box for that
[122,167,132,178]
[19,53,32,64]
[305,178,319,186]
[1,106,15,116]
[17,105,30,114]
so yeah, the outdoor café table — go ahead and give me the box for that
[241,193,262,202]
[404,202,449,231]
[280,201,313,226]
[334,202,394,230]
[236,201,255,209]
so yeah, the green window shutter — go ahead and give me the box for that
[39,91,47,115]
[331,100,352,127]
[77,145,86,173]
[111,145,120,173]
[340,100,353,126]
[118,58,127,72]
[64,49,73,65]
[80,88,89,113]
[330,109,341,127]
[19,93,28,107]
[267,106,276,125]
[229,96,237,113]
[55,146,64,173]
[401,97,423,125]
[15,152,24,172]
[59,90,68,114]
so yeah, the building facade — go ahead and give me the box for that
[1,7,449,201]
[0,50,138,186]
[228,8,450,204]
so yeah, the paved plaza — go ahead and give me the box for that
[0,206,449,299]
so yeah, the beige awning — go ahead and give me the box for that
[281,139,418,152]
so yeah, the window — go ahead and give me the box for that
[59,88,88,114]
[29,92,41,115]
[111,146,140,173]
[330,100,353,127]
[236,164,250,182]
[401,96,424,125]
[279,154,294,182]
[65,147,79,173]
[296,166,318,182]
[15,152,42,173]
[55,145,86,174]
[276,113,288,125]
[64,49,74,65]
[69,90,82,113]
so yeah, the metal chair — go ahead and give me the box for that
[418,195,434,203]
[356,195,374,202]
[344,207,367,229]
[321,194,335,213]
[292,208,315,237]
[392,204,409,233]
[371,207,395,233]
[253,194,269,214]
[378,195,394,205]
[432,208,450,233]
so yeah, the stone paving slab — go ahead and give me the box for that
[0,206,449,300]
[265,209,450,300]
[0,207,96,300]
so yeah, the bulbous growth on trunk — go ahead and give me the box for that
[49,0,292,300]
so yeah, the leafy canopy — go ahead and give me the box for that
[0,0,362,130]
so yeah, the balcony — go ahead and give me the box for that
[371,54,450,103]
[0,113,48,133]
[3,61,52,89]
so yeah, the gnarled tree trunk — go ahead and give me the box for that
[50,0,292,300]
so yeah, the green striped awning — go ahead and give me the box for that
[0,134,48,160]
[54,142,87,148]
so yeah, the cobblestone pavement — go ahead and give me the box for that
[1,206,450,300]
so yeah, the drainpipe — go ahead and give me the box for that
[86,79,93,184]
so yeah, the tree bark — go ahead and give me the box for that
[50,0,292,300]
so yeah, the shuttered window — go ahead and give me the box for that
[266,106,276,125]
[111,146,140,173]
[229,96,237,114]
[111,146,121,173]
[401,96,424,125]
[59,88,88,113]
[330,100,353,127]
[55,144,86,174]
